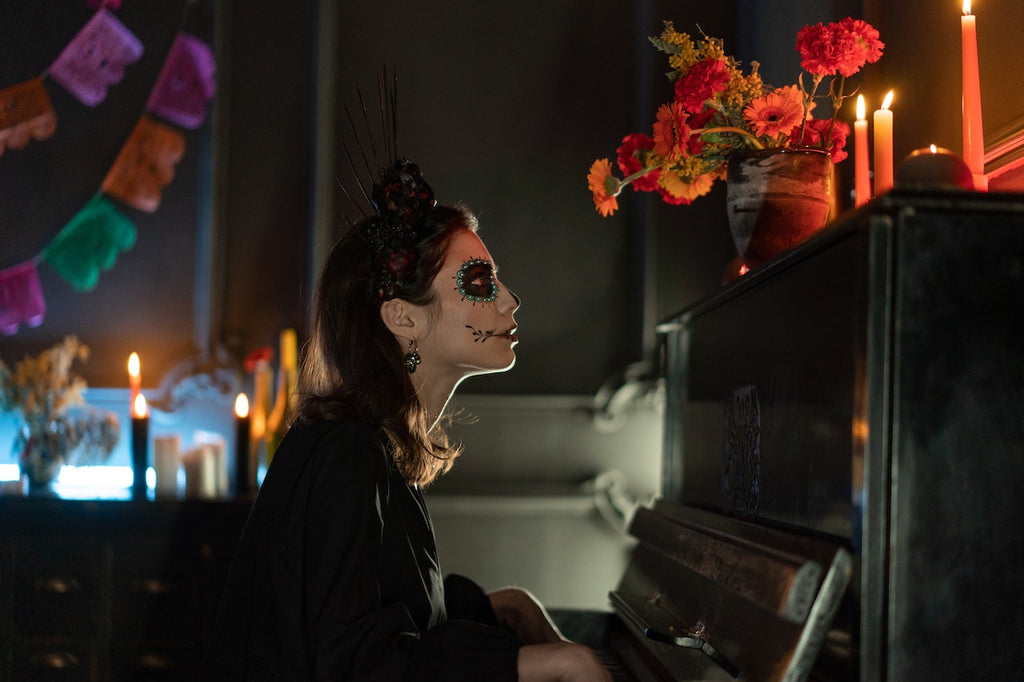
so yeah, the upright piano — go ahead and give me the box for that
[560,190,1024,681]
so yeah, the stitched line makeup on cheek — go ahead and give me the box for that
[455,258,497,303]
[466,325,500,342]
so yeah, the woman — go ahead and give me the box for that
[202,159,611,681]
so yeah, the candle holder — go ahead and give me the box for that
[896,147,974,191]
[131,413,149,499]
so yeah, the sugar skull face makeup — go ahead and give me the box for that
[408,231,518,382]
[455,258,498,303]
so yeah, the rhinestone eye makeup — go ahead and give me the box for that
[455,258,498,303]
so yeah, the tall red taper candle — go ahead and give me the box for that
[961,0,988,190]
[854,95,870,206]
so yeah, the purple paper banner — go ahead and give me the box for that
[49,9,144,107]
[146,33,216,130]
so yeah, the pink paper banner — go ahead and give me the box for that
[0,260,47,335]
[49,9,144,107]
[0,78,57,155]
[146,33,216,130]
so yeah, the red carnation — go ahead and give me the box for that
[841,17,884,65]
[794,118,850,163]
[616,133,660,191]
[797,19,884,78]
[674,58,730,114]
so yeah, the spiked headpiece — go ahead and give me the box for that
[339,69,438,300]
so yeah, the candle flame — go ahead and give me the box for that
[881,91,894,110]
[128,352,140,378]
[133,393,148,418]
[235,393,250,419]
[963,0,971,16]
[856,94,866,120]
[930,144,938,153]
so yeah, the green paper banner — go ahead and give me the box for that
[42,195,137,291]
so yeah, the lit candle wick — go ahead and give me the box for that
[133,392,148,419]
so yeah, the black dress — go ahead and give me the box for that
[201,418,520,681]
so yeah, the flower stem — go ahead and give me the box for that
[692,126,765,149]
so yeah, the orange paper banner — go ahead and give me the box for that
[0,78,57,155]
[101,115,185,212]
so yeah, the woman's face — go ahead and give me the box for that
[415,229,520,381]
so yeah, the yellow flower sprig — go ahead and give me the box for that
[0,336,89,429]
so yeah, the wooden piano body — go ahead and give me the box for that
[602,190,1024,681]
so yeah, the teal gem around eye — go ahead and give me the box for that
[456,258,498,302]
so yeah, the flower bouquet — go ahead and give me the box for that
[587,17,884,217]
[1,336,119,485]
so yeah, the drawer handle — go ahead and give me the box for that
[32,650,80,669]
[136,652,175,669]
[135,577,175,594]
[33,576,82,594]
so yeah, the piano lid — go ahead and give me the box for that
[608,501,851,682]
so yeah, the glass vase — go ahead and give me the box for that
[726,147,833,268]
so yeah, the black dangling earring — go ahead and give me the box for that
[404,339,421,374]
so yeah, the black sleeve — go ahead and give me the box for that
[443,573,502,625]
[294,425,520,681]
[406,619,520,682]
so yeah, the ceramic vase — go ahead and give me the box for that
[726,148,833,268]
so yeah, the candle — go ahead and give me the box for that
[182,445,217,499]
[873,91,894,196]
[131,393,149,499]
[895,144,974,189]
[961,0,988,190]
[153,434,180,498]
[127,352,141,411]
[248,349,274,482]
[854,94,870,206]
[194,430,228,497]
[234,393,253,496]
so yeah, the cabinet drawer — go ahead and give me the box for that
[112,534,200,638]
[11,640,94,682]
[15,567,98,636]
[112,562,198,637]
[14,534,99,637]
[111,642,197,682]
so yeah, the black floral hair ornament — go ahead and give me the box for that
[338,69,438,300]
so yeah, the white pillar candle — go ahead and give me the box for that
[153,434,180,498]
[194,430,228,497]
[182,444,218,499]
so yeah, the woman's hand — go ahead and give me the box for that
[488,587,565,645]
[517,642,612,682]
[490,587,612,680]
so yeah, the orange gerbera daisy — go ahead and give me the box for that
[659,170,714,204]
[743,90,804,138]
[587,158,620,217]
[652,102,691,159]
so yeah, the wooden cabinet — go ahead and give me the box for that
[0,497,250,682]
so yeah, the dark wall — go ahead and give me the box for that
[0,1,315,390]
[864,0,1024,165]
[9,1,1014,396]
[329,1,638,394]
[327,0,746,394]
[0,2,211,387]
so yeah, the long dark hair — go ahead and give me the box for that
[296,204,478,485]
